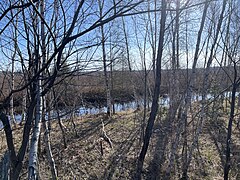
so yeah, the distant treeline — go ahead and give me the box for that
[0,66,237,109]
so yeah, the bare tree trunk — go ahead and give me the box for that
[109,31,115,114]
[28,64,42,178]
[181,10,190,179]
[28,1,42,178]
[55,92,67,148]
[41,0,57,178]
[224,82,237,180]
[223,7,240,175]
[10,59,15,125]
[43,119,58,179]
[164,0,182,177]
[0,151,10,180]
[9,7,18,125]
[133,16,149,144]
[20,91,27,125]
[181,1,209,178]
[98,0,112,117]
[121,16,138,105]
[182,0,227,178]
[147,0,157,78]
[28,73,42,179]
[28,93,42,179]
[136,0,167,179]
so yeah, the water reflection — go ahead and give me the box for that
[1,92,237,129]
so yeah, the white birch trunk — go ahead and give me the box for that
[21,91,27,124]
[41,0,57,178]
[28,1,41,178]
[43,120,58,179]
[28,79,42,179]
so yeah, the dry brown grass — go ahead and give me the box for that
[0,109,240,179]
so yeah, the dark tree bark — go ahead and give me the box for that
[135,0,167,179]
[224,83,237,180]
[224,58,240,179]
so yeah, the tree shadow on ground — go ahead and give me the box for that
[146,118,172,180]
[73,114,112,141]
[100,128,140,180]
[206,117,227,167]
[206,116,240,177]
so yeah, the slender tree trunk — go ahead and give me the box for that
[134,16,149,144]
[28,89,42,179]
[121,16,137,101]
[147,0,157,77]
[136,0,167,179]
[109,31,115,114]
[28,1,42,178]
[224,69,238,179]
[10,58,15,125]
[51,84,67,148]
[56,101,67,148]
[181,1,209,178]
[20,90,27,125]
[0,151,10,179]
[224,88,236,179]
[28,62,42,179]
[164,0,182,177]
[98,0,112,116]
[0,111,17,179]
[142,29,149,143]
[40,0,57,178]
[10,8,18,125]
[28,61,42,178]
[182,0,227,178]
[43,118,58,179]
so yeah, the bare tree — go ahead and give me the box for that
[98,0,112,117]
[133,14,150,143]
[222,1,240,178]
[180,0,210,178]
[182,0,228,178]
[40,0,58,178]
[0,1,146,178]
[28,1,42,178]
[136,0,167,178]
[9,8,18,126]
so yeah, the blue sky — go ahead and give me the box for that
[0,0,239,73]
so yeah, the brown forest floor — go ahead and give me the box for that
[0,109,240,179]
